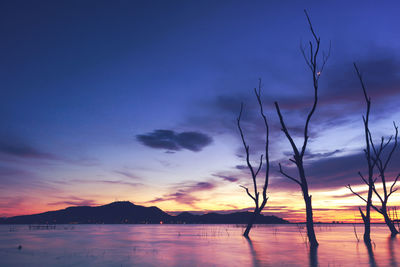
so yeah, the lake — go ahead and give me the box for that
[0,224,398,266]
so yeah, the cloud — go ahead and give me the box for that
[270,141,400,191]
[0,166,62,194]
[0,137,99,166]
[48,199,98,207]
[114,170,140,180]
[235,165,247,170]
[212,173,239,182]
[181,50,400,161]
[146,181,217,208]
[0,140,59,160]
[98,180,142,188]
[325,53,400,103]
[137,130,213,152]
[46,195,100,207]
[70,179,142,188]
[303,149,343,160]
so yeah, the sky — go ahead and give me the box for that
[1,0,400,223]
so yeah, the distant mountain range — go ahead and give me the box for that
[0,201,289,224]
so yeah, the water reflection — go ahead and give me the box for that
[246,238,262,267]
[365,241,377,267]
[1,224,400,266]
[388,236,397,267]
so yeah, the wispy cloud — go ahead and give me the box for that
[0,137,99,166]
[146,181,217,208]
[212,173,239,182]
[98,180,142,187]
[114,170,140,180]
[48,196,98,207]
[71,179,142,188]
[0,140,60,160]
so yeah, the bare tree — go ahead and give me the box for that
[370,123,400,236]
[237,79,270,238]
[274,10,329,248]
[347,65,399,236]
[346,63,375,243]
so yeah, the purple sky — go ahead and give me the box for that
[1,0,400,221]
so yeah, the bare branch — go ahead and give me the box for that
[358,172,369,186]
[382,123,398,172]
[239,185,256,203]
[254,79,270,198]
[279,163,301,186]
[354,63,370,105]
[237,103,258,197]
[300,11,323,158]
[274,102,300,157]
[254,154,264,177]
[371,184,384,205]
[300,44,313,71]
[318,41,331,77]
[346,184,368,204]
[388,174,400,198]
[304,10,318,43]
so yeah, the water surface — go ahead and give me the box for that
[0,224,398,266]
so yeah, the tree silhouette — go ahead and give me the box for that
[369,123,399,236]
[274,10,329,248]
[346,64,378,243]
[347,64,399,238]
[237,79,270,238]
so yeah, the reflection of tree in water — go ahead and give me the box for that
[309,246,318,267]
[388,236,398,267]
[246,238,269,267]
[365,242,377,267]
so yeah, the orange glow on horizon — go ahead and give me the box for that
[2,182,400,225]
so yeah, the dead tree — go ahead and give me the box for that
[370,123,400,236]
[348,118,400,235]
[346,64,375,243]
[237,79,270,238]
[274,10,329,248]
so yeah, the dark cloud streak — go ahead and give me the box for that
[114,170,140,180]
[0,140,59,160]
[137,130,213,152]
[212,173,239,182]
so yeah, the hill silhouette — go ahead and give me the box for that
[0,201,289,224]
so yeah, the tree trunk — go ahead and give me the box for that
[299,164,318,247]
[363,218,371,243]
[243,210,259,238]
[309,246,318,267]
[304,195,318,247]
[382,210,399,236]
[360,208,371,243]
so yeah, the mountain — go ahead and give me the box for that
[0,202,171,224]
[0,201,289,224]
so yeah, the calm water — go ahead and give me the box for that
[0,224,399,266]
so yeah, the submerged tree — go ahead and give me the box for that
[274,10,329,248]
[347,64,400,238]
[346,64,374,243]
[370,123,400,236]
[237,79,270,238]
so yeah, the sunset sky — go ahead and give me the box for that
[1,0,400,223]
